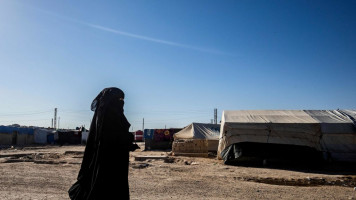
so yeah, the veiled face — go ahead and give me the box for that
[119,98,125,106]
[91,87,125,112]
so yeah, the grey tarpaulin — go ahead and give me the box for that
[218,110,356,163]
[306,110,356,162]
[174,123,220,140]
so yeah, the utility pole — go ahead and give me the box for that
[142,118,144,132]
[214,108,217,124]
[54,108,57,130]
[51,118,53,128]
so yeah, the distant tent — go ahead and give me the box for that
[0,126,16,145]
[218,110,356,164]
[57,130,82,145]
[81,131,89,144]
[34,129,48,144]
[16,127,34,145]
[0,126,35,145]
[172,123,220,157]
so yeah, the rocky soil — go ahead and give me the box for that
[0,143,355,200]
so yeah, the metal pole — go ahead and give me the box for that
[142,118,144,132]
[214,108,217,124]
[54,108,57,130]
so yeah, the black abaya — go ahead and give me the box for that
[68,87,138,200]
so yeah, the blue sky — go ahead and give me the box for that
[0,0,355,130]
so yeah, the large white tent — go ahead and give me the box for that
[217,110,356,163]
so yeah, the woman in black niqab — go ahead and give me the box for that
[68,87,138,200]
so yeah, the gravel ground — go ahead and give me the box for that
[0,143,355,200]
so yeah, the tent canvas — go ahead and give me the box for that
[173,123,220,152]
[218,110,356,163]
[34,129,55,144]
[0,133,13,145]
[306,110,356,162]
[174,123,220,140]
[0,126,35,145]
[81,131,89,144]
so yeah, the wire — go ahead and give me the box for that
[0,118,50,123]
[126,110,210,115]
[0,110,53,117]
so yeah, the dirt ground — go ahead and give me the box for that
[0,143,355,200]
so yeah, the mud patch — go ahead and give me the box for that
[34,160,67,164]
[235,176,356,187]
[131,162,150,169]
[1,152,74,165]
[64,151,84,155]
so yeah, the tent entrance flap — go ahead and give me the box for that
[220,142,323,165]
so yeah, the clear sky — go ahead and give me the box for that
[0,0,355,131]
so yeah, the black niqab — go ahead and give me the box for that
[68,87,136,200]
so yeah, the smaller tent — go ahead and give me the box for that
[34,129,56,144]
[0,126,35,145]
[58,130,82,145]
[16,127,35,145]
[81,131,89,144]
[0,126,15,145]
[172,123,220,156]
